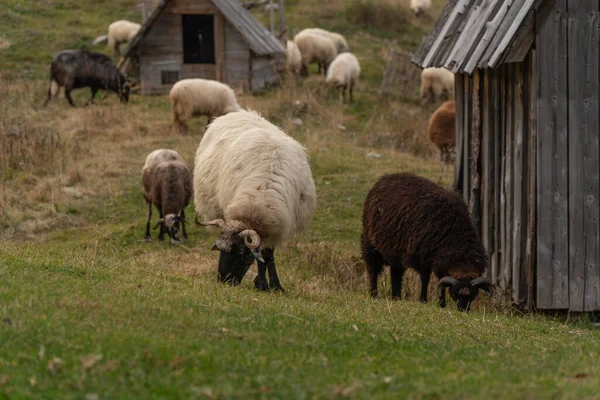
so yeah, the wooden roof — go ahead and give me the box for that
[122,0,285,60]
[412,0,543,74]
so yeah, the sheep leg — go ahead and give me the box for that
[145,202,152,240]
[65,89,76,107]
[180,210,188,240]
[390,265,405,300]
[157,206,165,241]
[253,259,270,292]
[43,83,54,107]
[341,86,346,103]
[349,84,354,103]
[419,268,431,303]
[264,249,284,292]
[362,234,384,298]
[85,87,98,106]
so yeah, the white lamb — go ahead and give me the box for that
[169,78,242,133]
[293,31,337,76]
[410,0,432,17]
[286,40,302,75]
[420,67,455,104]
[326,52,361,103]
[194,110,316,291]
[107,20,141,57]
[298,28,349,54]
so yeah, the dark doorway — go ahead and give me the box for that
[182,15,215,64]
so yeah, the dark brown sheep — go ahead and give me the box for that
[142,150,192,244]
[361,173,492,312]
[43,49,130,107]
[428,100,456,164]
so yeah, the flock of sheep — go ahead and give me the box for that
[39,10,491,312]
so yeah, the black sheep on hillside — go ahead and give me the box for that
[361,173,493,312]
[43,49,130,107]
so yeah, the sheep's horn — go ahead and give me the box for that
[471,277,493,295]
[239,229,261,249]
[153,219,164,230]
[437,276,458,288]
[199,218,227,229]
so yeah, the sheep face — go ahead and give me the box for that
[164,214,183,244]
[438,276,493,312]
[198,218,264,285]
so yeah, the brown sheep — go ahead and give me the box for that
[142,149,193,244]
[361,173,492,312]
[428,100,456,164]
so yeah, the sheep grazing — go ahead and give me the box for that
[293,31,337,76]
[298,28,349,54]
[169,78,242,133]
[428,100,456,164]
[43,50,130,107]
[142,149,193,244]
[410,0,432,17]
[326,52,360,103]
[107,20,141,57]
[286,40,302,76]
[194,110,316,291]
[420,67,455,104]
[361,173,492,312]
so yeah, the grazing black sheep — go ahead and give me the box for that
[361,173,493,312]
[43,49,130,107]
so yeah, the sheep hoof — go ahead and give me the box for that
[253,277,270,292]
[144,236,151,242]
[170,238,181,245]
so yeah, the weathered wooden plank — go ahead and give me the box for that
[488,0,536,67]
[503,64,514,300]
[469,70,482,238]
[453,74,465,193]
[215,12,225,81]
[490,68,500,285]
[463,75,471,201]
[526,48,537,310]
[567,0,600,312]
[512,62,526,304]
[536,0,569,309]
[412,0,459,66]
[481,69,491,259]
[498,65,507,296]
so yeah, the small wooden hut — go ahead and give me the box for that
[413,0,600,312]
[122,0,285,94]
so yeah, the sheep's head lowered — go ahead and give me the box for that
[155,213,184,244]
[438,277,493,312]
[119,76,131,103]
[197,217,264,285]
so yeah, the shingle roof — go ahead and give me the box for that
[122,0,284,60]
[412,0,542,74]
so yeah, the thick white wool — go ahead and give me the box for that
[298,28,349,53]
[420,67,455,102]
[107,20,141,55]
[193,110,316,249]
[293,32,337,72]
[169,79,241,129]
[326,52,360,88]
[286,40,302,75]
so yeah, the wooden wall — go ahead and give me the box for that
[138,0,226,94]
[224,21,250,91]
[456,0,600,312]
[455,54,535,308]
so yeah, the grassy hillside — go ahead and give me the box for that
[1,0,600,398]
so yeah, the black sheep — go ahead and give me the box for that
[43,49,130,107]
[361,173,493,312]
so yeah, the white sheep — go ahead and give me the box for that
[169,78,242,133]
[293,31,337,76]
[410,0,432,17]
[326,52,360,103]
[193,110,316,291]
[298,28,349,54]
[286,40,302,75]
[107,20,141,57]
[420,67,455,104]
[142,149,193,244]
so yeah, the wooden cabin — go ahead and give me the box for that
[122,0,285,94]
[413,0,600,312]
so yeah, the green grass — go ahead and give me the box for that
[1,0,600,398]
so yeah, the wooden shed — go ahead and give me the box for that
[413,0,600,312]
[121,0,285,94]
